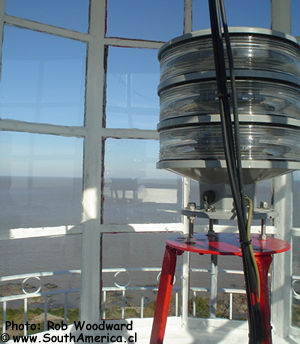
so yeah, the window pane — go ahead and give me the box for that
[0,26,86,126]
[103,139,182,224]
[103,233,177,269]
[193,0,271,31]
[5,0,89,33]
[0,132,83,230]
[293,236,300,277]
[106,0,183,41]
[102,232,182,318]
[192,0,210,31]
[293,171,300,227]
[0,235,81,331]
[292,0,300,37]
[292,236,300,328]
[292,171,300,327]
[105,47,159,129]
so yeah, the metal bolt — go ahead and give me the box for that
[260,201,268,209]
[261,218,267,240]
[187,202,196,211]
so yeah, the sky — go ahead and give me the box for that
[0,0,300,179]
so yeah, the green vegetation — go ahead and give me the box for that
[1,293,244,335]
[292,303,300,328]
[189,296,209,318]
[3,293,299,337]
[0,307,79,336]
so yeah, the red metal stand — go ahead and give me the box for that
[149,233,290,344]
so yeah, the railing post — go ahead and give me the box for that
[2,301,6,333]
[229,293,233,320]
[209,255,218,318]
[193,291,196,317]
[102,290,106,319]
[24,298,28,336]
[64,293,68,323]
[44,296,48,331]
[140,296,144,318]
[182,176,191,327]
[175,291,179,316]
[121,290,126,319]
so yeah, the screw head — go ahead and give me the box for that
[260,201,268,209]
[187,202,196,211]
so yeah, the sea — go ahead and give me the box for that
[0,176,299,308]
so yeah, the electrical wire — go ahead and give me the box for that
[208,1,265,342]
[218,0,262,304]
[219,0,247,219]
[245,195,261,299]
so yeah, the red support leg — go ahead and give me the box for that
[255,254,273,344]
[150,245,178,344]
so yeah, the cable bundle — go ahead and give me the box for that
[208,0,264,342]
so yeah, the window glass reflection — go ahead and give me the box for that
[105,47,159,129]
[106,0,183,41]
[0,132,83,230]
[103,139,181,224]
[193,0,271,31]
[0,26,86,126]
[5,0,89,33]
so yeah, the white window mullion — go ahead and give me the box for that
[271,0,291,34]
[104,37,163,49]
[4,14,90,43]
[184,0,192,34]
[182,0,193,327]
[271,174,293,338]
[0,119,85,137]
[0,0,6,79]
[102,128,158,140]
[270,2,293,338]
[80,0,106,324]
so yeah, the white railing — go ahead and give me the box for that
[100,267,181,319]
[292,275,300,300]
[0,270,81,336]
[1,266,255,336]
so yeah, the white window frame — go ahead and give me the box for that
[0,2,298,340]
[0,0,191,323]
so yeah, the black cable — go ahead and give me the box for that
[208,0,245,229]
[219,0,246,219]
[208,1,265,342]
[217,3,264,340]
